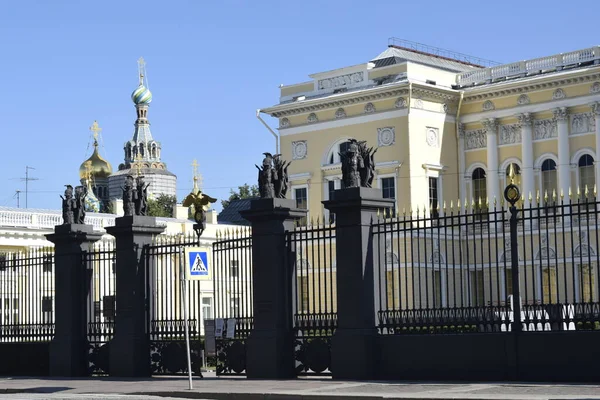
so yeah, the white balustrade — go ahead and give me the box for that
[457,46,600,86]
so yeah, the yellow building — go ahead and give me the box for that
[259,39,600,220]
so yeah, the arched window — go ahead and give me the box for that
[472,168,487,210]
[327,140,351,164]
[578,154,594,200]
[541,159,557,200]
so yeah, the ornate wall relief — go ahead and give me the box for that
[499,124,521,145]
[413,99,423,109]
[482,100,495,111]
[395,97,407,108]
[377,127,395,147]
[307,113,318,123]
[533,119,557,140]
[292,141,308,160]
[364,102,376,114]
[426,127,439,147]
[570,113,596,134]
[591,82,600,94]
[464,129,487,150]
[552,88,566,100]
[279,118,290,128]
[335,108,346,119]
[318,72,364,90]
[517,94,530,105]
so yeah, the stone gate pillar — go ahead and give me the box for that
[241,198,306,379]
[105,216,164,377]
[46,224,103,377]
[323,187,393,380]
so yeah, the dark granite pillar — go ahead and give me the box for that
[323,187,393,380]
[240,198,306,379]
[105,216,165,377]
[46,224,103,377]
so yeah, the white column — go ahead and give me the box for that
[483,118,500,206]
[591,102,600,196]
[458,123,467,211]
[518,113,534,206]
[554,107,570,200]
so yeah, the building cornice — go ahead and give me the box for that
[462,68,600,102]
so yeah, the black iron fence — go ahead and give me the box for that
[0,248,55,342]
[372,197,600,334]
[145,233,205,376]
[212,228,253,376]
[86,240,116,375]
[288,222,336,375]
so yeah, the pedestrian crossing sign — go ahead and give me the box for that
[184,247,210,281]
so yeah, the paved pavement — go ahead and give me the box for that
[1,373,600,400]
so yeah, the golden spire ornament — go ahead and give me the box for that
[90,120,102,142]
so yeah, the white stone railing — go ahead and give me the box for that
[457,46,600,87]
[0,208,171,232]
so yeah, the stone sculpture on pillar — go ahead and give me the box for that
[257,152,291,199]
[74,186,87,224]
[122,175,136,216]
[340,139,377,188]
[60,185,76,225]
[135,176,150,216]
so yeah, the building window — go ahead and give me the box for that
[294,187,308,226]
[578,154,595,201]
[328,180,336,224]
[328,141,351,164]
[94,301,101,322]
[42,255,52,273]
[428,177,439,219]
[103,295,116,322]
[381,177,396,215]
[541,159,557,200]
[230,297,240,317]
[230,260,239,278]
[472,168,487,216]
[42,296,53,323]
[469,270,485,307]
[578,264,595,303]
[202,297,214,320]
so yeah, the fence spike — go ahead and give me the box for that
[493,196,496,207]
[402,207,406,216]
[560,188,564,200]
[528,191,533,202]
[569,187,573,199]
[594,184,597,197]
[377,208,381,218]
[552,189,557,202]
[585,184,590,197]
[536,190,541,204]
[544,190,548,202]
[576,186,581,199]
[443,200,447,212]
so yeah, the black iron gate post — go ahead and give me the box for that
[241,198,306,379]
[105,216,165,377]
[46,224,103,376]
[323,187,393,380]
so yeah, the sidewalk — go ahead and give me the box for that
[2,373,600,400]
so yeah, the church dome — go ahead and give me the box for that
[131,84,153,105]
[79,141,113,180]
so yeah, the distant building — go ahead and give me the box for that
[108,58,177,200]
[78,121,112,212]
[217,198,257,226]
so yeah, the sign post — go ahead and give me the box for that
[179,247,193,390]
[183,247,212,385]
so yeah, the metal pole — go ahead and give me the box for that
[510,205,522,333]
[180,246,193,390]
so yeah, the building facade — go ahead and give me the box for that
[260,40,600,221]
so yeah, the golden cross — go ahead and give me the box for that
[90,120,102,141]
[191,159,203,191]
[138,57,146,86]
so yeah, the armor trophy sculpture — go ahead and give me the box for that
[60,185,76,225]
[256,153,291,199]
[340,139,377,188]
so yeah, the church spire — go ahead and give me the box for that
[192,159,203,194]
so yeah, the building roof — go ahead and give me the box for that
[217,198,257,226]
[371,46,482,73]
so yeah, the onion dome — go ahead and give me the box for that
[131,84,153,105]
[79,141,113,180]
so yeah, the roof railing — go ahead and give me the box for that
[456,46,600,87]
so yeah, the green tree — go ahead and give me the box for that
[221,184,259,208]
[147,194,177,217]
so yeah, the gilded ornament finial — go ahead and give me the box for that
[508,163,516,185]
[90,120,102,142]
[191,159,203,193]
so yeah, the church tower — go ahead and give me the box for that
[108,58,177,201]
[79,120,112,212]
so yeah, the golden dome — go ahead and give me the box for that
[79,141,113,180]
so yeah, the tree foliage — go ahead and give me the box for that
[147,194,177,218]
[221,184,259,208]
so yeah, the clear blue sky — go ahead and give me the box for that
[0,0,597,211]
